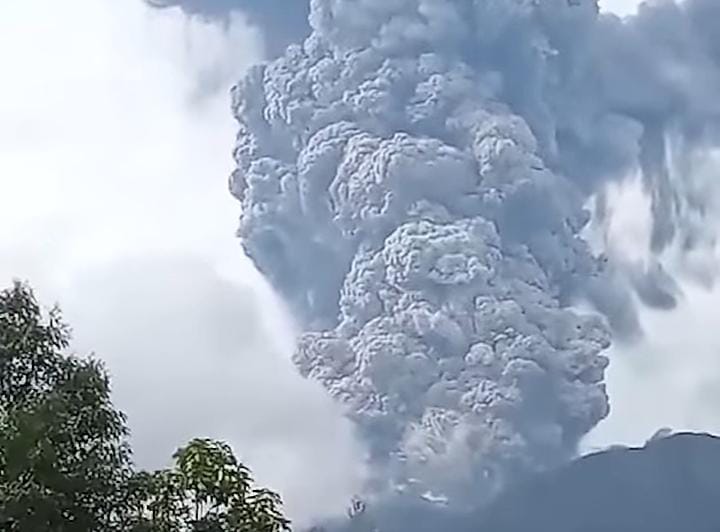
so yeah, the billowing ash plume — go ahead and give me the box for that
[230,0,720,509]
[145,0,309,56]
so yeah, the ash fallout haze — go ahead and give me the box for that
[2,0,720,529]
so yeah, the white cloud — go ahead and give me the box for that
[599,0,645,17]
[583,153,720,452]
[0,0,365,524]
[584,279,720,450]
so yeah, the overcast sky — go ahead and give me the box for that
[0,0,366,525]
[583,161,720,450]
[0,0,715,524]
[600,0,644,15]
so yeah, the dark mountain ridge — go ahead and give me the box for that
[322,432,720,532]
[479,432,720,532]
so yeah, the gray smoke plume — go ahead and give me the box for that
[230,0,720,510]
[145,0,309,56]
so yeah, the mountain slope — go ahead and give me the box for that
[479,432,720,532]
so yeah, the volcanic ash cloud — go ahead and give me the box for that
[229,0,720,508]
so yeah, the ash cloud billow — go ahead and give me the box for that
[230,0,720,513]
[145,0,309,56]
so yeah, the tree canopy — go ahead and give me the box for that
[124,438,290,532]
[0,281,291,532]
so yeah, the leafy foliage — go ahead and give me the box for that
[0,281,132,531]
[0,282,292,531]
[126,439,291,532]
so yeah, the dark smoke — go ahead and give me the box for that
[230,0,720,513]
[145,0,309,56]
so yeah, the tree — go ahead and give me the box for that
[0,282,291,531]
[0,281,132,531]
[125,438,291,532]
